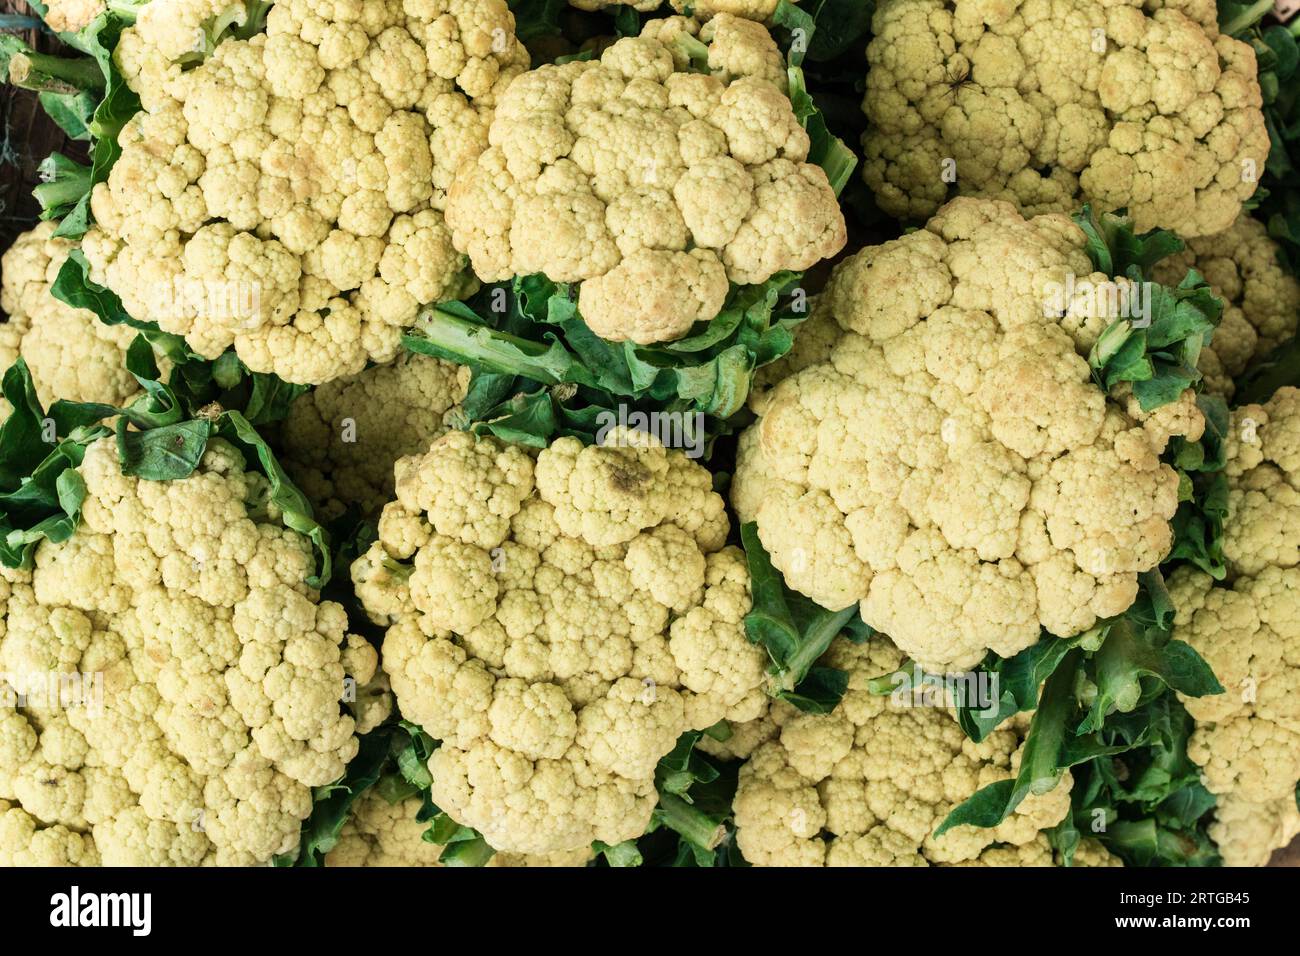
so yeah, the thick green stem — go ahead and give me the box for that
[1220,0,1276,37]
[673,33,711,72]
[407,307,572,385]
[656,792,724,851]
[4,45,103,93]
[33,155,92,215]
[780,603,859,692]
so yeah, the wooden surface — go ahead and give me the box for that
[0,0,1296,869]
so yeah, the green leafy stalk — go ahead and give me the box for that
[1165,394,1230,579]
[654,792,725,855]
[771,0,860,194]
[407,303,586,390]
[0,332,324,583]
[639,731,744,867]
[740,522,872,713]
[1075,206,1224,411]
[0,360,115,568]
[593,840,644,867]
[937,650,1084,836]
[1219,0,1279,38]
[1051,696,1220,866]
[33,153,92,222]
[935,572,1223,838]
[407,273,810,424]
[20,4,145,237]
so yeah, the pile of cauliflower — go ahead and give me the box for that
[2,0,1299,873]
[0,438,383,866]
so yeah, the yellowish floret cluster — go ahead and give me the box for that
[352,427,769,854]
[733,197,1202,672]
[447,14,847,345]
[0,438,384,866]
[861,0,1269,237]
[82,0,528,384]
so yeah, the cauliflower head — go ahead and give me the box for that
[1166,390,1300,866]
[446,14,847,345]
[281,352,470,521]
[1,223,142,410]
[732,198,1201,672]
[0,438,377,865]
[352,427,768,854]
[732,637,1074,866]
[1152,215,1300,398]
[861,0,1269,237]
[82,0,527,385]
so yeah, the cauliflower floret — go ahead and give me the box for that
[733,636,1073,866]
[1207,792,1300,868]
[1,223,151,409]
[1066,838,1124,868]
[281,353,470,521]
[324,792,446,867]
[949,834,1055,867]
[353,428,765,854]
[0,438,378,866]
[0,801,100,866]
[580,248,729,345]
[1223,389,1300,577]
[1151,215,1300,399]
[324,790,590,867]
[41,0,107,31]
[84,0,525,386]
[861,0,1269,237]
[446,15,846,345]
[734,198,1197,672]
